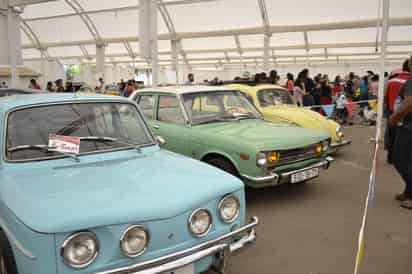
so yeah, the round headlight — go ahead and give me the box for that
[256,152,267,167]
[188,209,212,237]
[219,195,240,223]
[120,225,149,258]
[61,232,99,269]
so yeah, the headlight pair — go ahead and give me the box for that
[62,226,149,268]
[256,151,280,167]
[188,195,240,237]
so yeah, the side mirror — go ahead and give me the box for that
[156,136,166,146]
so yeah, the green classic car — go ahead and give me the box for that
[130,86,333,188]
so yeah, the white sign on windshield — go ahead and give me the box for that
[48,135,80,154]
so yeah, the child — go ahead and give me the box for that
[335,93,347,124]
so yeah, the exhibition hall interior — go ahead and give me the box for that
[0,0,411,274]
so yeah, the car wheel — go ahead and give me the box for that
[207,158,238,177]
[0,232,18,274]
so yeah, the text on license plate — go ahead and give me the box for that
[165,264,194,274]
[291,168,319,183]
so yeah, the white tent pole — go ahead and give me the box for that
[171,39,179,85]
[40,50,47,88]
[7,5,17,88]
[376,0,390,141]
[263,34,270,72]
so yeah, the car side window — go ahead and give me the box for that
[137,95,155,119]
[157,95,185,125]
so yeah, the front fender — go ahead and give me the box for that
[0,201,57,274]
[199,150,242,174]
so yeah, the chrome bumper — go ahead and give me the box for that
[242,157,334,184]
[94,217,258,274]
[330,139,352,148]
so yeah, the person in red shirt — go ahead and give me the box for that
[384,59,411,163]
[124,80,135,97]
[286,73,294,94]
[29,79,41,90]
[333,75,343,96]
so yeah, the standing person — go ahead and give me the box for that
[268,70,278,85]
[320,79,332,105]
[345,72,355,97]
[360,76,369,101]
[55,79,65,92]
[384,59,411,163]
[119,78,126,96]
[97,78,105,93]
[286,73,294,94]
[29,79,41,90]
[1,81,7,88]
[389,55,412,209]
[65,82,74,93]
[333,75,343,96]
[124,80,135,97]
[46,81,54,92]
[300,69,315,106]
[293,77,306,106]
[369,74,379,98]
[185,73,195,85]
[335,92,348,124]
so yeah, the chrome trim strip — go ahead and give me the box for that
[242,157,333,183]
[94,217,258,274]
[279,157,333,177]
[330,140,352,148]
[0,220,36,260]
[242,173,279,183]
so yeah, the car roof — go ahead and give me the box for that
[227,83,288,91]
[0,93,131,113]
[138,85,239,95]
[0,88,45,94]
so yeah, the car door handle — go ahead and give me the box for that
[153,125,160,129]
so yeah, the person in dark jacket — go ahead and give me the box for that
[389,55,412,209]
[385,59,411,164]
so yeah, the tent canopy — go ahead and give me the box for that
[18,0,412,67]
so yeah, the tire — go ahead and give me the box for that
[0,231,18,274]
[206,158,238,177]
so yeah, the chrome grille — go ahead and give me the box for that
[277,144,319,165]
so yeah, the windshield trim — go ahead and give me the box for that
[3,100,156,163]
[181,90,263,126]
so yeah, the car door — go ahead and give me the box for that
[153,94,191,156]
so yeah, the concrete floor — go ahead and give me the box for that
[225,126,412,274]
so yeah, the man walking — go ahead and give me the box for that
[389,55,412,209]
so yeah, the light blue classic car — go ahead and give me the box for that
[0,93,257,274]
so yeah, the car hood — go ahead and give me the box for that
[193,119,329,151]
[262,105,334,134]
[0,149,242,233]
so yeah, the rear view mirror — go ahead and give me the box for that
[156,136,166,146]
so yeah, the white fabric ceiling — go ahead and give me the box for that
[19,0,412,66]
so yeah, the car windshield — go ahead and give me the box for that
[183,90,262,125]
[5,102,154,161]
[257,89,296,107]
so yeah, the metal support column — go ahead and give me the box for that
[96,44,106,81]
[171,39,179,85]
[376,0,390,141]
[263,34,271,72]
[7,6,17,87]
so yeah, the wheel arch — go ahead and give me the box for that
[200,151,241,176]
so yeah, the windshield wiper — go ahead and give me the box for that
[7,145,80,162]
[79,136,147,152]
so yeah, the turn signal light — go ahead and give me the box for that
[268,152,280,163]
[316,144,323,154]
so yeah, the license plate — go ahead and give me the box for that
[291,168,319,183]
[165,264,194,274]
